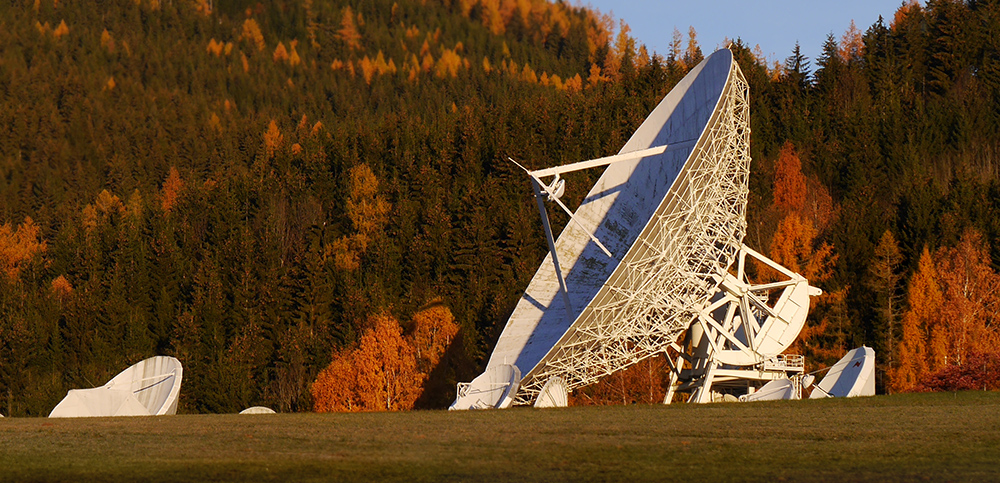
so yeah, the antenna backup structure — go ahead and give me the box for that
[451,49,823,409]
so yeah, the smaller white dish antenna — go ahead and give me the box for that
[801,374,816,390]
[240,406,276,414]
[49,356,183,418]
[741,378,795,402]
[544,175,566,201]
[810,346,875,398]
[533,377,568,408]
[450,364,521,410]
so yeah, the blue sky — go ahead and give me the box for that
[581,1,916,67]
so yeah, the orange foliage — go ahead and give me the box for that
[635,45,650,70]
[481,0,505,35]
[312,314,424,412]
[435,48,463,78]
[892,247,939,392]
[405,24,420,40]
[311,347,360,411]
[337,6,362,50]
[353,314,423,411]
[585,11,613,63]
[520,64,537,83]
[773,141,807,212]
[207,38,224,57]
[684,26,702,67]
[410,303,459,374]
[51,275,73,299]
[241,18,265,52]
[934,230,1000,368]
[105,77,116,91]
[100,29,114,52]
[53,20,69,39]
[586,63,606,87]
[346,163,391,243]
[603,20,633,81]
[564,73,583,92]
[768,213,835,284]
[359,56,375,84]
[161,166,184,213]
[194,0,211,15]
[208,112,221,132]
[264,119,283,158]
[0,217,47,280]
[375,51,396,75]
[273,41,289,63]
[891,230,1000,393]
[839,20,864,62]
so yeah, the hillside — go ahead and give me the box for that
[1,0,1000,416]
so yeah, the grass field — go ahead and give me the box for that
[1,391,998,482]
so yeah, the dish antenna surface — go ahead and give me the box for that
[49,356,183,418]
[240,406,277,414]
[453,49,803,409]
[810,346,875,398]
[453,49,826,409]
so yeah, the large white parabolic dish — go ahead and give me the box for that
[457,50,751,407]
[49,356,183,418]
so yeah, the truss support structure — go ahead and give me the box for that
[664,244,821,403]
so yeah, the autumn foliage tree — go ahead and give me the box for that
[891,230,1000,393]
[0,217,46,281]
[312,304,458,412]
[312,313,422,412]
[891,247,938,392]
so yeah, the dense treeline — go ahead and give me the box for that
[1,0,998,415]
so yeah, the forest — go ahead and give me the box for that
[1,0,1000,416]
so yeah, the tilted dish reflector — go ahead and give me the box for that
[810,346,875,398]
[741,378,795,402]
[459,49,751,407]
[450,364,521,409]
[533,377,568,408]
[49,356,183,418]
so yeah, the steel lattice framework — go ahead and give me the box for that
[514,60,751,405]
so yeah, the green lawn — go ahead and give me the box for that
[1,391,998,482]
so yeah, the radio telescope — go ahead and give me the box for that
[50,356,183,418]
[452,49,822,409]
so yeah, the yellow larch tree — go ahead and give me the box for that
[241,18,265,52]
[892,247,940,392]
[0,217,47,280]
[337,6,362,50]
[773,141,807,212]
[161,166,184,213]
